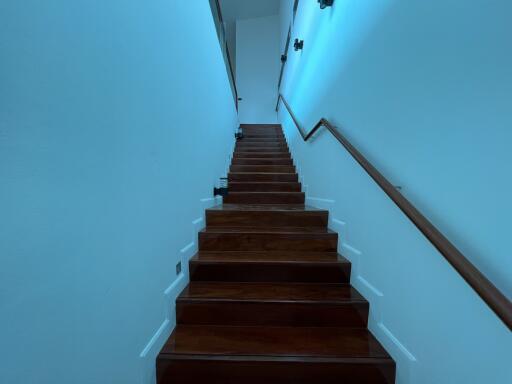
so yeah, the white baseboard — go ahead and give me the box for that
[374,322,417,384]
[139,272,187,384]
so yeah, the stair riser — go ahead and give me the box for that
[228,182,301,192]
[229,173,298,182]
[176,301,368,327]
[223,193,305,204]
[199,232,337,251]
[236,145,288,151]
[157,359,395,384]
[237,140,287,144]
[241,132,284,136]
[189,262,350,283]
[206,210,326,227]
[231,159,293,166]
[230,165,295,173]
[236,142,287,147]
[234,148,290,153]
[241,128,283,135]
[233,153,292,159]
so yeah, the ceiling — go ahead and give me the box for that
[220,0,280,23]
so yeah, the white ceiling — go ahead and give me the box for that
[220,0,280,23]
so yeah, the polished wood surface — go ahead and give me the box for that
[228,181,301,192]
[276,94,512,330]
[157,124,395,383]
[206,204,328,227]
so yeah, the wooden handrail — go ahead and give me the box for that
[277,93,512,330]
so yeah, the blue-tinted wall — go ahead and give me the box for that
[0,1,237,383]
[279,0,511,383]
[236,15,281,123]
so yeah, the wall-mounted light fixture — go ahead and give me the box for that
[294,38,304,51]
[318,0,334,9]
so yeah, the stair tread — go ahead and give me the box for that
[226,191,302,194]
[229,172,297,175]
[201,226,335,234]
[208,204,325,212]
[160,325,391,360]
[178,282,364,303]
[234,152,290,155]
[192,251,347,263]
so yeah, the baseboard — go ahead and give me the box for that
[373,322,417,384]
[138,203,207,384]
[139,272,187,384]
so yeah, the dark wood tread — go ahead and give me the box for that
[201,226,335,234]
[237,138,287,143]
[228,172,298,182]
[233,153,292,158]
[234,148,290,154]
[207,204,325,212]
[206,204,327,226]
[223,191,305,204]
[189,252,350,283]
[192,251,347,263]
[160,325,391,359]
[231,158,293,165]
[176,282,369,327]
[228,181,301,192]
[178,282,364,303]
[230,165,295,173]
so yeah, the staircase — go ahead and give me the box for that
[157,124,396,383]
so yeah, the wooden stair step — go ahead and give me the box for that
[228,182,301,192]
[241,135,285,139]
[206,204,326,227]
[233,152,292,159]
[231,158,293,166]
[237,138,287,143]
[223,192,305,204]
[176,282,368,327]
[189,251,349,283]
[157,326,395,384]
[160,325,388,358]
[228,172,297,182]
[230,165,295,173]
[236,142,287,147]
[234,147,290,153]
[238,133,285,137]
[199,227,337,251]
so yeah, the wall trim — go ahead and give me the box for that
[139,319,171,359]
[378,322,417,362]
[342,242,361,256]
[164,272,186,296]
[357,275,383,297]
[179,242,195,255]
[306,196,336,203]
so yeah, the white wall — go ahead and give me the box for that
[236,15,280,123]
[0,1,237,383]
[279,0,512,383]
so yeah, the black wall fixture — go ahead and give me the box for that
[213,177,229,197]
[318,0,334,9]
[294,38,304,51]
[234,126,244,140]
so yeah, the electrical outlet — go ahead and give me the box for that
[176,261,182,275]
